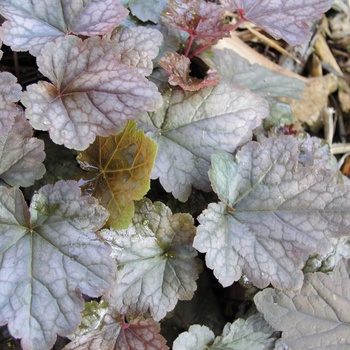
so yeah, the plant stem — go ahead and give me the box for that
[189,44,211,58]
[227,17,247,32]
[189,18,248,58]
[184,33,196,57]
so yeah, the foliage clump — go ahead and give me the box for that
[1,0,349,349]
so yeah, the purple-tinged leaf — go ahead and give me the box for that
[110,26,163,76]
[139,83,268,201]
[21,36,162,151]
[0,0,129,56]
[194,136,350,289]
[106,317,169,350]
[255,261,350,349]
[0,72,22,134]
[0,180,115,350]
[159,52,219,91]
[221,0,334,45]
[0,114,45,187]
[162,0,231,48]
[129,0,169,23]
[100,198,199,321]
[64,309,169,350]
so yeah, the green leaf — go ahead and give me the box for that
[77,121,157,230]
[303,236,350,273]
[202,47,305,100]
[129,0,169,23]
[100,198,199,321]
[139,83,268,201]
[194,136,350,289]
[173,314,276,350]
[173,325,214,350]
[264,103,295,129]
[201,46,303,130]
[0,114,45,187]
[0,180,115,350]
[69,300,109,340]
[211,315,276,350]
[0,0,129,55]
[255,260,350,349]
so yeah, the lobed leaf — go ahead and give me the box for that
[159,52,219,91]
[162,0,231,48]
[221,0,334,45]
[0,114,45,187]
[255,260,350,349]
[77,121,157,230]
[0,0,129,56]
[65,311,168,350]
[201,47,305,100]
[0,71,22,134]
[21,36,162,150]
[115,317,169,350]
[0,180,115,350]
[201,46,304,131]
[139,83,268,201]
[173,314,276,350]
[110,26,163,76]
[173,325,215,350]
[211,314,276,350]
[194,136,350,289]
[100,198,199,321]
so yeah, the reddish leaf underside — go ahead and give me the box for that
[117,317,169,350]
[159,52,219,91]
[161,0,231,55]
[64,314,168,350]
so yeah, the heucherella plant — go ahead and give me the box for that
[1,0,349,349]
